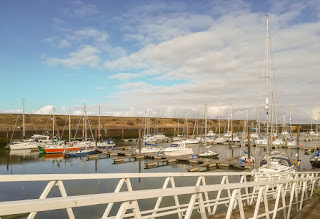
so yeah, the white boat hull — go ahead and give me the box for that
[162,148,193,156]
[9,142,38,150]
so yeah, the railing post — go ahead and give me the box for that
[57,180,75,219]
[27,180,56,219]
[102,178,126,218]
[212,176,226,214]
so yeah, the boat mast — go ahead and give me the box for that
[98,105,101,140]
[265,14,270,164]
[177,116,179,135]
[275,104,278,135]
[230,104,233,134]
[205,104,208,136]
[52,107,55,140]
[148,111,151,135]
[218,106,221,137]
[22,98,25,138]
[144,111,147,137]
[271,92,274,140]
[258,105,260,135]
[84,104,87,141]
[69,110,71,143]
[289,105,292,136]
[186,112,188,138]
[156,110,159,133]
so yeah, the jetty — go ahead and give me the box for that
[90,147,253,172]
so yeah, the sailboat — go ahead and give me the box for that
[214,106,226,144]
[199,105,219,157]
[161,141,193,156]
[252,15,294,179]
[9,99,52,150]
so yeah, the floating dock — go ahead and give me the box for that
[92,148,253,172]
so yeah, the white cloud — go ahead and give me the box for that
[70,28,109,44]
[63,0,98,17]
[105,9,320,122]
[109,73,138,80]
[44,27,109,48]
[33,106,55,114]
[123,12,214,44]
[46,45,100,68]
[118,82,150,89]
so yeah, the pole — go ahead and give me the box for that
[186,112,189,139]
[95,128,97,147]
[22,98,25,139]
[52,107,55,140]
[248,127,251,161]
[231,127,233,143]
[138,128,141,153]
[177,116,179,135]
[265,14,270,165]
[289,105,292,136]
[271,92,274,140]
[6,128,9,145]
[205,104,207,136]
[218,106,221,137]
[98,105,101,140]
[69,110,71,143]
[84,104,87,141]
[122,128,124,140]
[297,126,300,166]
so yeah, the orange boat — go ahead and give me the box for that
[44,153,64,159]
[43,147,80,154]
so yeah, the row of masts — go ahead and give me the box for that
[16,97,317,142]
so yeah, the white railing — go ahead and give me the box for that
[0,171,319,219]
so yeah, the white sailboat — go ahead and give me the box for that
[253,15,294,179]
[214,106,226,144]
[9,99,52,150]
[162,142,193,156]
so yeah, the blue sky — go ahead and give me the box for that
[0,0,320,122]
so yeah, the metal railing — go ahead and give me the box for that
[0,171,319,219]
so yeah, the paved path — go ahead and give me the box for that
[293,187,320,219]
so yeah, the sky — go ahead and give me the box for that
[0,0,320,123]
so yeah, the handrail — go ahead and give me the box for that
[0,172,319,218]
[1,171,319,182]
[0,176,319,216]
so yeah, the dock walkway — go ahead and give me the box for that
[91,148,253,171]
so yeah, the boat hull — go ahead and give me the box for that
[9,142,38,150]
[44,147,80,154]
[65,149,97,157]
[162,149,193,156]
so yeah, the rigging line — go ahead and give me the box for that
[41,116,50,135]
[60,115,69,140]
[10,114,20,142]
[73,116,82,140]
[87,116,95,140]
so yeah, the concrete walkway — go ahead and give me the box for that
[294,187,320,219]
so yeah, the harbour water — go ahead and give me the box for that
[0,139,319,218]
